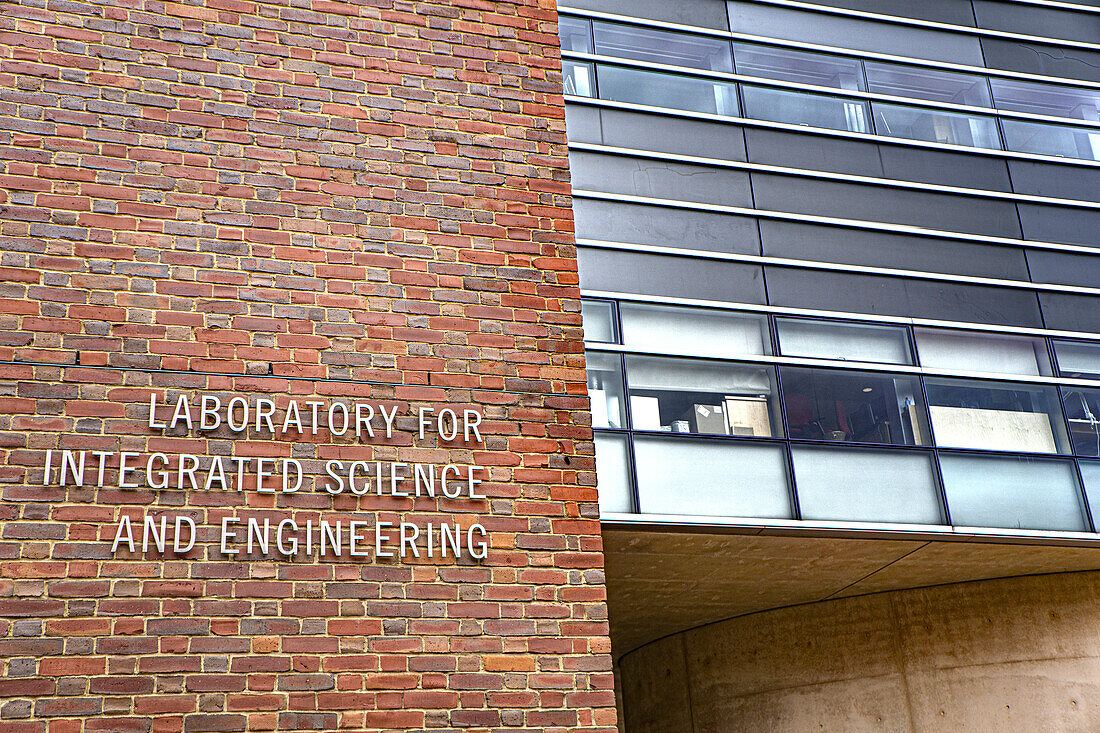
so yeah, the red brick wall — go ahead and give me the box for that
[0,0,615,730]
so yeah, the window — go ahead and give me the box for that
[792,446,943,524]
[596,64,739,116]
[733,43,864,91]
[586,352,625,429]
[939,453,1087,532]
[619,303,770,358]
[593,21,733,72]
[581,300,617,343]
[563,60,594,97]
[873,102,1002,149]
[865,62,992,107]
[1078,460,1100,531]
[1053,339,1100,379]
[633,436,792,517]
[558,16,593,53]
[776,318,912,365]
[625,356,782,438]
[989,78,1100,122]
[741,84,870,133]
[595,434,633,513]
[1000,118,1100,161]
[925,378,1070,454]
[780,367,928,446]
[914,328,1052,376]
[1062,388,1100,458]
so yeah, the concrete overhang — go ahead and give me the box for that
[601,515,1100,656]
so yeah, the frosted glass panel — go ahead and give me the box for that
[1078,460,1100,532]
[595,434,633,513]
[581,300,616,343]
[916,328,1051,376]
[633,437,791,517]
[793,446,942,524]
[940,453,1086,531]
[620,303,770,358]
[777,318,912,364]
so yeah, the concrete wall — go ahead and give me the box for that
[620,571,1100,732]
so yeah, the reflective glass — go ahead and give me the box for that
[1062,387,1100,458]
[586,352,625,429]
[989,77,1100,122]
[1000,118,1100,161]
[626,356,782,438]
[633,436,792,518]
[780,367,928,445]
[1078,459,1100,531]
[939,453,1087,531]
[558,16,592,53]
[925,378,1070,454]
[619,303,771,359]
[594,21,733,72]
[865,61,992,107]
[1053,339,1100,379]
[792,446,942,524]
[733,43,864,91]
[597,64,739,116]
[914,328,1052,376]
[742,85,870,132]
[562,60,594,97]
[581,300,617,343]
[594,433,633,513]
[873,102,1002,149]
[776,318,912,365]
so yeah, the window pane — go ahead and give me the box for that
[1053,339,1100,379]
[633,436,792,518]
[581,300,617,343]
[593,21,733,72]
[558,16,592,53]
[626,356,782,437]
[619,303,771,358]
[1078,459,1100,531]
[597,64,739,116]
[586,352,625,429]
[915,328,1051,376]
[873,102,1002,149]
[1000,118,1100,161]
[776,318,912,365]
[780,367,929,446]
[1063,388,1100,458]
[563,60,594,97]
[990,78,1100,122]
[742,84,870,132]
[925,378,1070,454]
[793,446,942,524]
[865,62,992,107]
[733,43,864,91]
[595,433,633,513]
[939,453,1086,531]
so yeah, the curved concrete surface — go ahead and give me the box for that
[619,571,1100,732]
